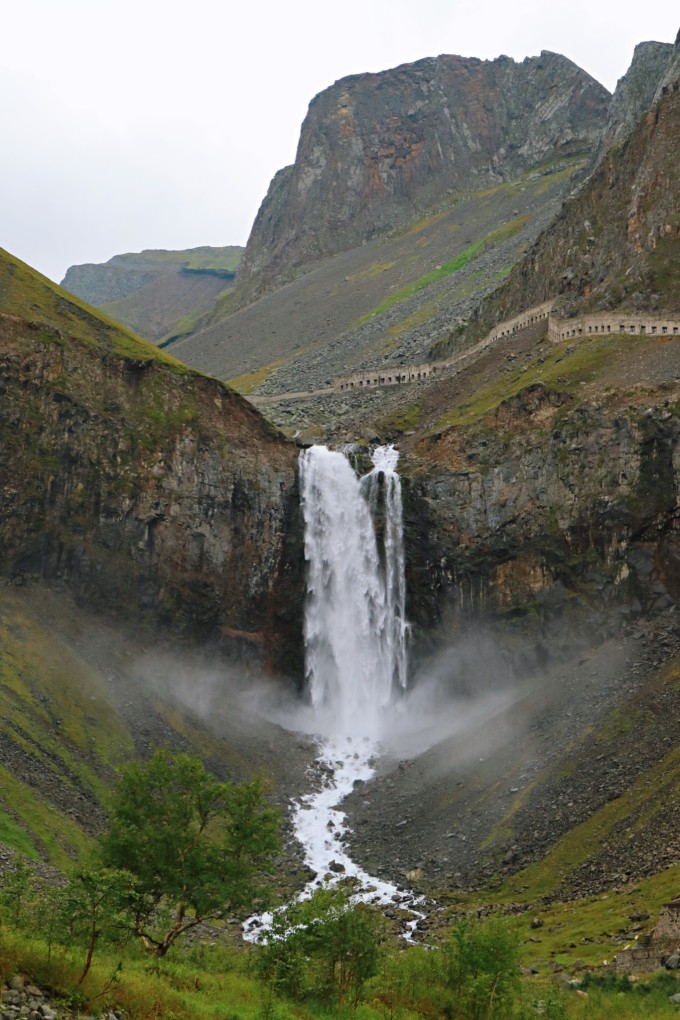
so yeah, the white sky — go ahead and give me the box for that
[2,1,677,283]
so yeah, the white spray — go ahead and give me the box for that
[299,444,408,736]
[244,444,423,942]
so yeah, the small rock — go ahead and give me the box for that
[666,951,680,970]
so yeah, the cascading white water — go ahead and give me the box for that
[244,444,424,942]
[299,444,408,737]
[363,445,409,697]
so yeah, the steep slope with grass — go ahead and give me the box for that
[61,246,243,343]
[0,247,303,670]
[0,583,310,872]
[173,154,586,393]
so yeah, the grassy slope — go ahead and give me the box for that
[0,584,304,871]
[0,247,188,370]
[0,590,131,866]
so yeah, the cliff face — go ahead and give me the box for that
[406,388,680,660]
[0,250,303,671]
[460,39,680,338]
[237,52,610,297]
[595,40,674,158]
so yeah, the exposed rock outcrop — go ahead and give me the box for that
[595,40,674,159]
[0,251,303,671]
[237,52,610,299]
[407,390,680,645]
[454,52,680,348]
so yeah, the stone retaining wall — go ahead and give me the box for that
[337,361,443,391]
[334,302,680,395]
[549,311,680,342]
[335,301,554,392]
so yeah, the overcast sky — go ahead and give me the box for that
[2,1,677,284]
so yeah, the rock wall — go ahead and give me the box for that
[465,56,680,337]
[405,393,680,653]
[595,40,674,160]
[0,314,304,672]
[238,52,609,298]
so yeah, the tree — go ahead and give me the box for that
[443,916,522,1020]
[260,885,383,1010]
[100,749,280,956]
[0,854,36,927]
[60,866,132,983]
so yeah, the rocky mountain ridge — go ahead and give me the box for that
[172,156,579,393]
[236,51,610,302]
[594,40,674,159]
[431,32,680,359]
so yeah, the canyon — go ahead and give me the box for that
[3,26,680,962]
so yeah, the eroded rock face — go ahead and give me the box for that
[465,40,680,334]
[238,52,610,297]
[595,40,674,159]
[405,392,680,653]
[0,315,303,672]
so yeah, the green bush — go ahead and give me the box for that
[259,885,384,1010]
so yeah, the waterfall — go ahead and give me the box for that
[299,444,408,737]
[244,444,423,943]
[363,445,409,696]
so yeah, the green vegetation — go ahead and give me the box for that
[3,850,680,1018]
[0,593,133,865]
[376,403,422,436]
[649,235,680,307]
[100,749,281,956]
[183,249,242,276]
[0,248,189,369]
[347,259,398,282]
[5,869,680,1020]
[534,162,586,195]
[432,332,649,431]
[355,215,531,326]
[259,886,384,1010]
[385,298,444,341]
[229,360,286,394]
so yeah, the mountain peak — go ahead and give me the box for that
[236,51,609,303]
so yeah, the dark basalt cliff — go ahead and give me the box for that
[0,251,303,672]
[407,395,680,647]
[237,52,610,298]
